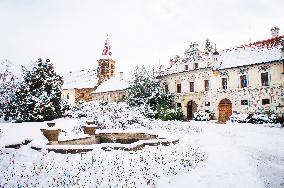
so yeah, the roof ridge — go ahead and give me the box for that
[222,35,284,52]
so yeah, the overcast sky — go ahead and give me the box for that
[0,0,283,75]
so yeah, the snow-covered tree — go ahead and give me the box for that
[0,60,23,121]
[10,58,63,122]
[204,38,213,55]
[125,66,177,119]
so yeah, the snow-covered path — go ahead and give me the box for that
[161,122,284,188]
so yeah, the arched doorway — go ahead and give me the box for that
[187,100,197,120]
[218,98,232,123]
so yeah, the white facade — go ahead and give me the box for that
[160,32,284,121]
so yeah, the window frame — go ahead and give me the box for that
[194,63,198,69]
[261,72,269,86]
[240,75,248,88]
[189,82,194,92]
[204,80,209,91]
[185,65,189,70]
[262,98,270,105]
[222,77,228,90]
[164,84,169,93]
[241,100,248,105]
[176,83,181,93]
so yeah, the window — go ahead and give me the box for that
[194,63,198,69]
[185,65,189,70]
[176,103,182,108]
[164,84,169,93]
[66,93,69,100]
[262,99,270,105]
[240,75,247,88]
[222,78,227,89]
[176,84,181,93]
[205,102,210,106]
[204,80,209,91]
[261,72,269,86]
[189,82,194,92]
[241,100,248,105]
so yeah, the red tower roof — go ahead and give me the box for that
[101,35,112,58]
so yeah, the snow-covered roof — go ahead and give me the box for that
[92,76,128,94]
[161,35,284,75]
[219,35,284,69]
[62,69,98,89]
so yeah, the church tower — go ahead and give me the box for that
[97,35,116,85]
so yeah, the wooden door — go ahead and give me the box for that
[187,101,193,120]
[187,101,197,120]
[218,99,232,123]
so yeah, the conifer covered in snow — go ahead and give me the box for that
[204,38,213,55]
[125,66,179,119]
[0,60,23,121]
[10,59,63,122]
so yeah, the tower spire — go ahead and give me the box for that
[101,34,112,58]
[97,34,116,85]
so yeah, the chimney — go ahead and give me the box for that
[119,72,123,81]
[270,27,280,38]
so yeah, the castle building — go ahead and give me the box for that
[61,69,98,104]
[92,36,128,102]
[62,36,116,104]
[159,28,284,122]
[92,71,128,103]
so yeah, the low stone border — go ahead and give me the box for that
[5,140,32,149]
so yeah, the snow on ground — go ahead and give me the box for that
[0,119,284,187]
[159,122,284,188]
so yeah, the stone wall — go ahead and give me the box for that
[92,90,126,103]
[98,133,157,144]
[75,88,96,104]
[58,136,99,145]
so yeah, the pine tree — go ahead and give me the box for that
[204,38,213,55]
[125,66,174,118]
[11,58,63,122]
[0,60,22,121]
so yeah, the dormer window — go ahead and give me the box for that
[222,77,228,89]
[194,63,198,69]
[185,65,189,70]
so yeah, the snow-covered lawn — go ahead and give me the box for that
[0,119,283,188]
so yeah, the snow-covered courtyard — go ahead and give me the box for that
[0,119,283,188]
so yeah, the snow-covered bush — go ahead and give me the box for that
[65,101,153,129]
[230,113,251,123]
[230,112,279,124]
[156,107,183,121]
[193,111,210,121]
[10,59,63,122]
